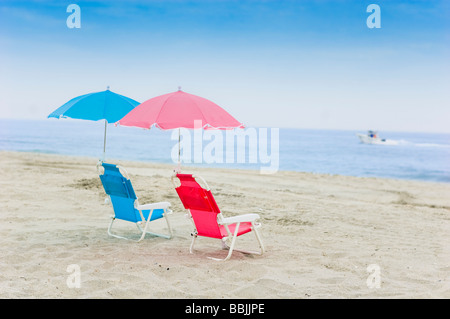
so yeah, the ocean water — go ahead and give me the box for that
[1,118,449,183]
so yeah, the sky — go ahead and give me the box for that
[1,0,449,133]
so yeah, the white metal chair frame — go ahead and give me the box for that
[172,174,265,261]
[98,162,173,242]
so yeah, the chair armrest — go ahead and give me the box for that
[219,213,260,225]
[136,202,171,211]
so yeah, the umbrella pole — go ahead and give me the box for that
[177,128,181,172]
[103,119,108,162]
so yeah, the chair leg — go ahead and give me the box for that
[252,224,265,255]
[193,222,265,262]
[136,209,173,240]
[208,222,240,262]
[107,216,116,238]
[220,222,265,257]
[163,212,174,238]
[190,234,197,254]
[108,216,138,241]
[137,219,150,242]
[136,222,172,240]
[108,214,171,242]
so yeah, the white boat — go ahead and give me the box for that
[356,130,387,144]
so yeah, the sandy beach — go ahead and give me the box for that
[0,150,449,299]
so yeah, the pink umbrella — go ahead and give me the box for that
[117,88,244,167]
[117,88,244,130]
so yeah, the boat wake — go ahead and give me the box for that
[371,139,399,146]
[372,139,450,148]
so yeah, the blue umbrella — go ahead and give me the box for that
[48,87,139,161]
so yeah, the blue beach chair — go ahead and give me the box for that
[98,162,173,241]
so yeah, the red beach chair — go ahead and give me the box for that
[172,173,265,261]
